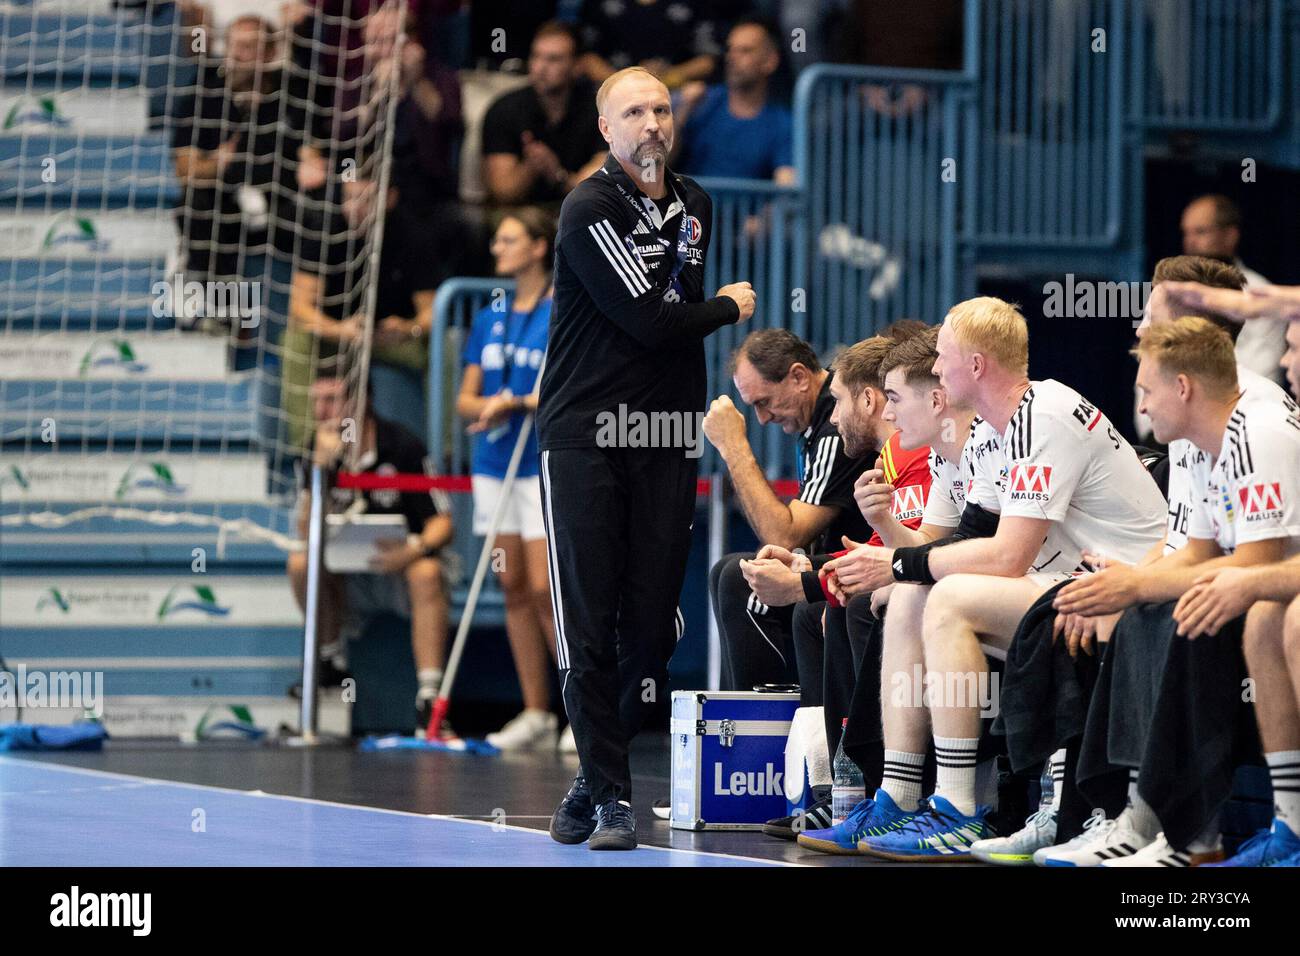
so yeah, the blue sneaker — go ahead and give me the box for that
[796,789,917,855]
[1205,819,1300,867]
[857,795,994,862]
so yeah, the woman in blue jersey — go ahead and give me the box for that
[458,208,565,751]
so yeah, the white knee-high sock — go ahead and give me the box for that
[933,736,979,816]
[1047,748,1067,811]
[1124,768,1161,840]
[881,750,925,811]
[1267,750,1300,830]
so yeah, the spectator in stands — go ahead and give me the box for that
[288,369,454,734]
[181,0,285,53]
[577,0,725,90]
[673,16,794,184]
[457,209,566,752]
[700,329,876,692]
[481,21,607,206]
[1180,194,1283,385]
[170,16,287,321]
[367,3,465,213]
[281,169,464,450]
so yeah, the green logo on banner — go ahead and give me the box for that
[157,585,231,619]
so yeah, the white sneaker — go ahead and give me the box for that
[971,808,1058,865]
[1099,832,1224,867]
[557,724,578,754]
[1033,810,1152,867]
[485,709,557,750]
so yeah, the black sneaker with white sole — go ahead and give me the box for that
[589,800,637,850]
[652,797,671,820]
[763,796,833,840]
[549,775,597,844]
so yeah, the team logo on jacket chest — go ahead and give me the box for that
[686,215,702,244]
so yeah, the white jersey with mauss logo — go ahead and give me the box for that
[922,416,1005,529]
[1186,382,1300,556]
[1000,379,1166,572]
[1164,365,1293,555]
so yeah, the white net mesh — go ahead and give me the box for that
[0,0,406,550]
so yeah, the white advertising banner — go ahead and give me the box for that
[0,334,228,381]
[0,454,268,503]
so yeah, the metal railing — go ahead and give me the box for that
[1134,0,1285,132]
[429,277,510,476]
[973,0,1127,247]
[793,64,973,339]
[695,177,805,478]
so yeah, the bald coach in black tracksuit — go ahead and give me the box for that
[538,68,754,850]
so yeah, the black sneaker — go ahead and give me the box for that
[589,799,637,851]
[651,797,671,820]
[762,796,833,840]
[549,775,597,844]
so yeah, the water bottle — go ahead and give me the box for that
[1038,759,1055,812]
[832,718,865,825]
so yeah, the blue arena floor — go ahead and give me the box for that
[0,755,793,867]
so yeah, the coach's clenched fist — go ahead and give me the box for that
[717,281,756,322]
[702,394,748,459]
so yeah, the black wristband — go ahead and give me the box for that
[801,569,825,605]
[892,546,936,586]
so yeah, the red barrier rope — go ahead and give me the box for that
[336,472,802,497]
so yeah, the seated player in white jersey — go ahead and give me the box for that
[1049,256,1273,649]
[974,256,1277,866]
[826,295,1167,861]
[1045,317,1300,867]
[795,325,1006,854]
[1101,314,1300,868]
[1129,275,1300,867]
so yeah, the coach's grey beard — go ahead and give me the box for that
[632,139,668,169]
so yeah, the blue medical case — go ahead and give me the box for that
[669,690,801,831]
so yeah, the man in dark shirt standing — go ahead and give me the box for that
[480,21,607,206]
[538,67,755,850]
